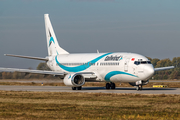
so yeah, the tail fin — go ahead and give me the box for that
[44,14,69,56]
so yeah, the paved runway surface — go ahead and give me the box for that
[0,85,179,94]
[0,80,180,83]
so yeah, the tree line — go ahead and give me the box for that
[147,57,180,80]
[0,63,58,79]
[0,57,180,80]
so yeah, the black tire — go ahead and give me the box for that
[77,86,82,90]
[72,87,76,90]
[106,83,110,89]
[140,85,143,91]
[111,83,115,89]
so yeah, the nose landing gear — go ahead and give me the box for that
[106,82,116,89]
[136,85,142,91]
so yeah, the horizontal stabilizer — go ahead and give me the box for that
[154,66,174,71]
[5,54,48,61]
[0,67,64,76]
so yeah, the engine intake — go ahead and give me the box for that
[63,73,85,87]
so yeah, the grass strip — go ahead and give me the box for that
[0,91,179,120]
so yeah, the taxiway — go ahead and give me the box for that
[0,85,179,94]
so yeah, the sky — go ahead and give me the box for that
[0,0,180,69]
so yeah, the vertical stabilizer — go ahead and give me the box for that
[44,14,69,56]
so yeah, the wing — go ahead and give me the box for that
[154,66,174,71]
[0,67,97,81]
[82,73,97,82]
[67,72,97,81]
[0,67,65,76]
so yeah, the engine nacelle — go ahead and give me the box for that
[129,80,149,86]
[63,73,85,87]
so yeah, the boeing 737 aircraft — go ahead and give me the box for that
[0,14,174,91]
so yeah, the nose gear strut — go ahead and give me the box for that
[136,85,142,91]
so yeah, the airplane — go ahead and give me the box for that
[0,14,174,91]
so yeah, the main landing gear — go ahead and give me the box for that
[72,86,82,90]
[136,85,143,91]
[106,82,116,89]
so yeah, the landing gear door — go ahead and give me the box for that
[124,58,130,72]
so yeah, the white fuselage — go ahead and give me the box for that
[47,52,154,83]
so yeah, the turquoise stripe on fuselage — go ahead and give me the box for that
[55,53,113,72]
[104,71,138,82]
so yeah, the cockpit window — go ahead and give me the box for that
[147,61,151,64]
[141,61,147,64]
[134,61,151,65]
[134,61,140,65]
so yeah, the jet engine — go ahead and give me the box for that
[129,80,149,86]
[63,73,85,87]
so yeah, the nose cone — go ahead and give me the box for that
[144,65,154,79]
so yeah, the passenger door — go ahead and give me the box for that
[124,58,130,72]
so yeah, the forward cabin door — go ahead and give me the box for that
[124,58,130,72]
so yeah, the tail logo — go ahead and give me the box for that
[49,37,55,46]
[48,30,55,47]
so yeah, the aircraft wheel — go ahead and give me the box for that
[106,83,111,89]
[136,86,140,91]
[136,85,143,91]
[140,85,143,91]
[77,86,82,90]
[72,87,76,90]
[111,83,116,89]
